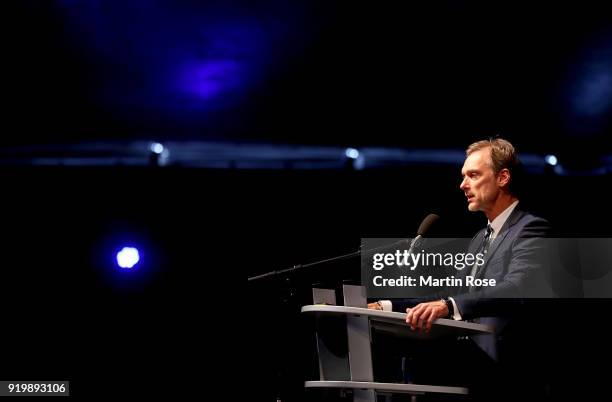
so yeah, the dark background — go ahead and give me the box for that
[4,1,612,155]
[3,167,611,399]
[2,0,612,400]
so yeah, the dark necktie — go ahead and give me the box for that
[481,224,494,256]
[468,224,494,283]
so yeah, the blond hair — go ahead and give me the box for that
[467,138,520,175]
[467,138,521,194]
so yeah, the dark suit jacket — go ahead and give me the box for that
[452,204,551,318]
[393,204,551,361]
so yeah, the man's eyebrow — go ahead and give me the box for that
[462,169,479,176]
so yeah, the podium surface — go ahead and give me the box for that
[304,380,468,396]
[302,305,494,339]
[302,287,495,401]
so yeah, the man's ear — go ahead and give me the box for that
[497,168,511,188]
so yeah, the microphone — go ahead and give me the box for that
[417,213,440,236]
[360,213,440,258]
[406,213,440,255]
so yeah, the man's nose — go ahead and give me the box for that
[459,177,468,190]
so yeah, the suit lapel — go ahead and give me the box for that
[477,205,526,277]
[459,230,486,280]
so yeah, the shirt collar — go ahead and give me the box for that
[487,200,519,239]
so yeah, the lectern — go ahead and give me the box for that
[302,284,493,401]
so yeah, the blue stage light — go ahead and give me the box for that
[545,155,558,166]
[150,142,164,155]
[116,247,140,269]
[345,148,359,159]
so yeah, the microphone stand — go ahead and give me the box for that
[248,247,362,402]
[248,238,415,282]
[248,249,361,282]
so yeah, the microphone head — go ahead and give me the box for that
[417,213,440,236]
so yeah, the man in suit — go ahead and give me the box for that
[369,138,551,398]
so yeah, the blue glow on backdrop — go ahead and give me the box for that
[564,33,612,138]
[54,0,306,117]
[177,59,243,100]
[572,60,612,117]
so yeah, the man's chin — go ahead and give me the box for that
[467,203,479,212]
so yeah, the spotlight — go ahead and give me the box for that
[345,148,360,159]
[150,142,164,155]
[116,247,140,269]
[148,142,170,166]
[545,155,558,166]
[344,147,365,170]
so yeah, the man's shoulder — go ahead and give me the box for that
[517,210,549,225]
[511,208,551,237]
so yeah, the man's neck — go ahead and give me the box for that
[484,195,518,222]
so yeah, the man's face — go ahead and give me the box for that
[459,148,500,212]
